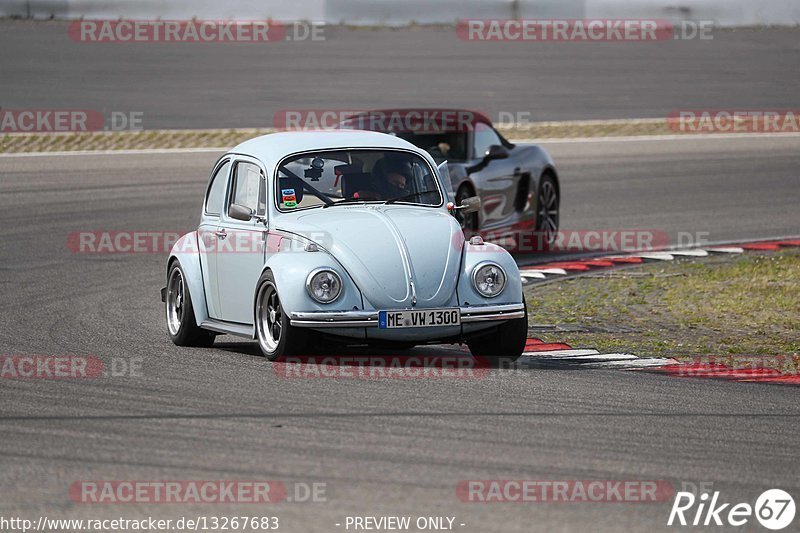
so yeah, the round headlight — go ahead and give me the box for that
[306,269,342,303]
[472,262,506,298]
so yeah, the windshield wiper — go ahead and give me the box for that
[322,197,370,208]
[384,190,440,205]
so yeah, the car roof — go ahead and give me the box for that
[230,130,426,165]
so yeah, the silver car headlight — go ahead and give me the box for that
[306,269,343,303]
[472,262,506,298]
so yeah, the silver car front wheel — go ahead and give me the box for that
[256,281,282,355]
[254,271,309,360]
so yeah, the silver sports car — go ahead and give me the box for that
[340,109,560,251]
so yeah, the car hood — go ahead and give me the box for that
[276,206,464,309]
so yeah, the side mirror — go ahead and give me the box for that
[484,144,509,162]
[229,203,254,222]
[457,196,481,214]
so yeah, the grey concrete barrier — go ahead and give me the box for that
[2,0,798,26]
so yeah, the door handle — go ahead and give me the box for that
[513,167,522,176]
[215,229,228,240]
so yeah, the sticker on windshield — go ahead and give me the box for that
[282,188,297,208]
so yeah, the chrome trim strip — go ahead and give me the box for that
[289,303,524,328]
[460,303,524,323]
[200,319,255,338]
[290,311,379,328]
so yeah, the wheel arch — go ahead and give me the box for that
[258,251,364,318]
[165,231,209,327]
[540,165,560,200]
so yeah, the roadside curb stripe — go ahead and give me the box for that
[519,238,800,285]
[520,271,547,279]
[635,252,675,261]
[520,338,677,370]
[706,247,745,253]
[605,256,644,264]
[523,343,574,352]
[645,361,799,385]
[582,358,676,368]
[740,243,782,251]
[522,349,600,358]
[667,250,709,257]
[518,341,798,384]
[519,238,800,383]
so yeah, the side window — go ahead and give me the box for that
[205,160,230,216]
[473,122,502,159]
[229,161,265,216]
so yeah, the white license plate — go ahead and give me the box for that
[378,308,461,329]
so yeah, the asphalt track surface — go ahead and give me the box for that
[0,136,798,532]
[1,22,799,127]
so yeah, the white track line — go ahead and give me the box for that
[0,147,226,158]
[522,349,600,358]
[521,268,568,275]
[548,353,639,362]
[580,358,678,369]
[668,249,710,257]
[636,252,675,261]
[707,247,745,254]
[513,132,800,144]
[520,271,547,279]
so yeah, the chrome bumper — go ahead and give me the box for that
[289,303,525,328]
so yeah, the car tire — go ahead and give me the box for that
[165,262,215,347]
[535,173,559,247]
[455,184,479,237]
[466,302,527,363]
[254,271,309,361]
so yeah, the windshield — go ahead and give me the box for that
[275,149,443,211]
[395,132,467,163]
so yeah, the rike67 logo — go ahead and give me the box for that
[668,489,796,530]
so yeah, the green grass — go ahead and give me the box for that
[526,249,800,364]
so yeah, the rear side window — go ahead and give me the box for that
[230,161,266,216]
[205,160,230,216]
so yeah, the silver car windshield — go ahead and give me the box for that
[275,149,442,211]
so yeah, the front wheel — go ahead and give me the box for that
[254,271,309,361]
[466,304,528,363]
[535,173,559,247]
[165,262,215,347]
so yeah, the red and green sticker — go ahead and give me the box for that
[281,188,297,208]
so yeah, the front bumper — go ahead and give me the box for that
[289,303,525,328]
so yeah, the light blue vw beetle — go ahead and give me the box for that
[162,131,527,361]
